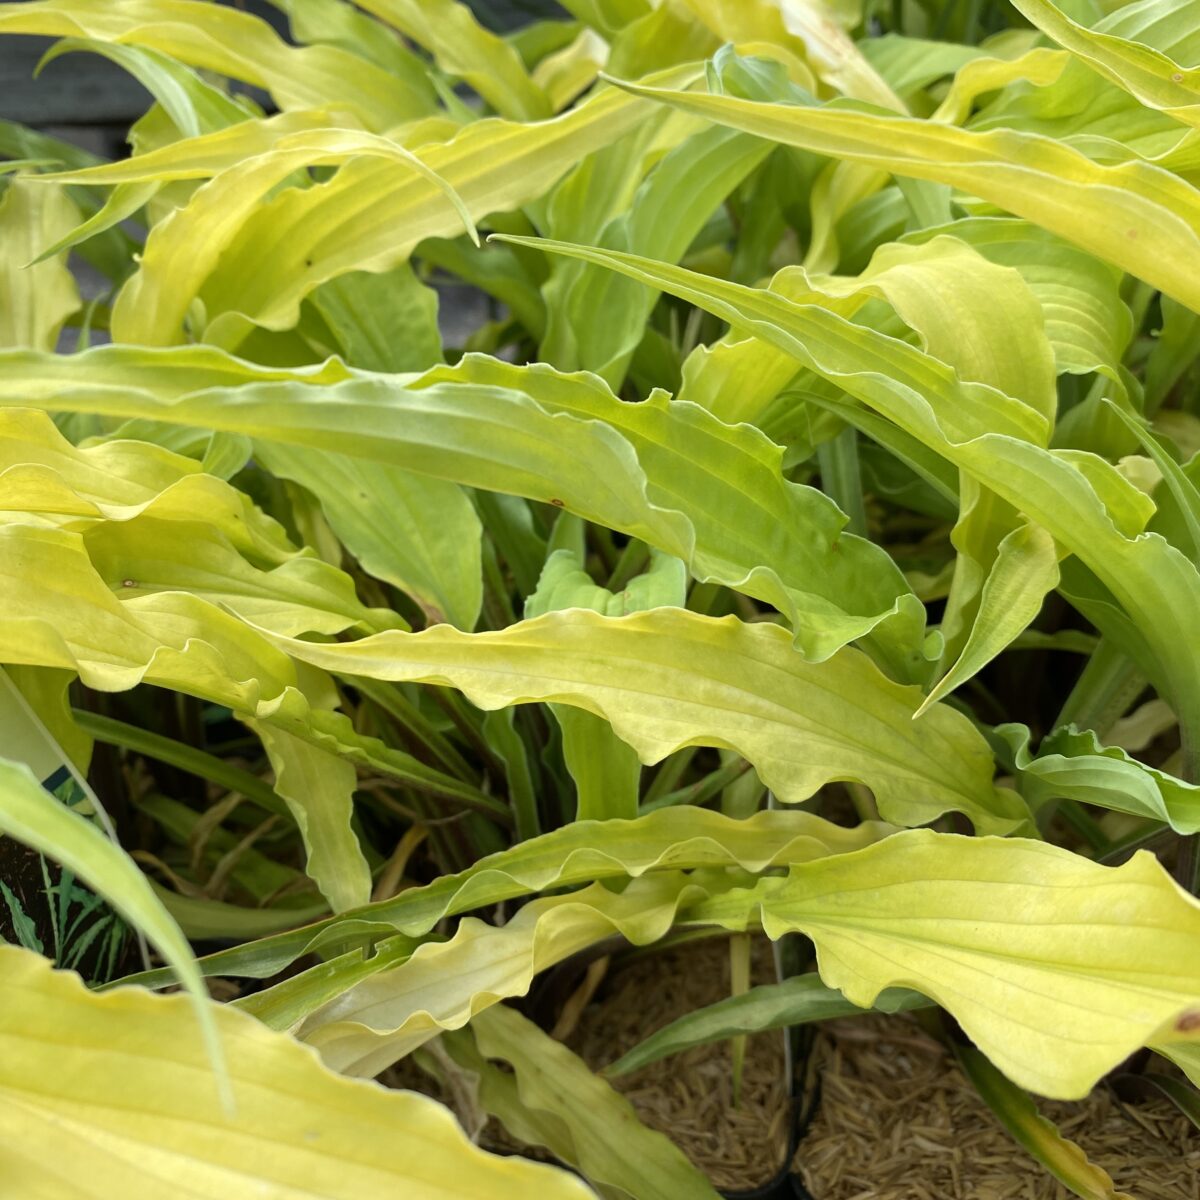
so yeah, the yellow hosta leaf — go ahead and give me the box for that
[691,831,1200,1099]
[0,177,79,350]
[259,607,1028,833]
[1012,0,1200,128]
[0,408,295,562]
[0,0,435,128]
[158,806,890,985]
[604,75,1200,314]
[0,946,592,1199]
[295,873,718,1076]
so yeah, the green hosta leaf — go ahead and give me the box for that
[482,707,539,839]
[608,974,931,1076]
[860,34,984,99]
[128,807,890,984]
[1011,0,1200,128]
[526,548,685,821]
[602,69,1200,314]
[0,177,79,350]
[0,758,219,1089]
[456,1004,722,1200]
[254,443,483,631]
[545,123,772,386]
[503,241,1200,770]
[37,38,254,142]
[0,0,436,129]
[155,885,327,942]
[306,264,443,374]
[0,946,591,1200]
[260,607,1026,833]
[690,830,1200,1099]
[527,548,687,618]
[354,0,550,121]
[955,1044,1134,1200]
[1000,723,1200,833]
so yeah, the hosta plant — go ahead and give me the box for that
[1,0,1199,1195]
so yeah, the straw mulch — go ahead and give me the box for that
[567,936,790,1191]
[799,1014,1199,1200]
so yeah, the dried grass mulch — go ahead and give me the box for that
[567,935,790,1192]
[800,1014,1199,1200]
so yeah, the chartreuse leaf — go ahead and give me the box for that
[294,873,723,1075]
[676,0,900,107]
[917,523,1061,715]
[608,974,931,1076]
[36,38,254,143]
[500,241,1200,766]
[100,127,476,347]
[0,408,297,564]
[999,723,1200,833]
[558,0,649,38]
[599,68,1200,314]
[666,234,1055,430]
[24,40,255,265]
[79,516,403,637]
[264,0,436,87]
[526,549,685,821]
[453,1004,722,1200]
[307,263,443,373]
[128,807,890,984]
[57,66,695,346]
[0,519,485,804]
[0,345,925,670]
[0,759,221,1094]
[954,1044,1134,1200]
[415,355,924,671]
[260,607,1026,833]
[0,177,79,350]
[1011,0,1200,128]
[251,724,370,914]
[0,945,592,1200]
[900,217,1132,391]
[690,830,1200,1099]
[0,0,435,129]
[353,0,550,121]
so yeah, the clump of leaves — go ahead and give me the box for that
[0,0,1199,1197]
